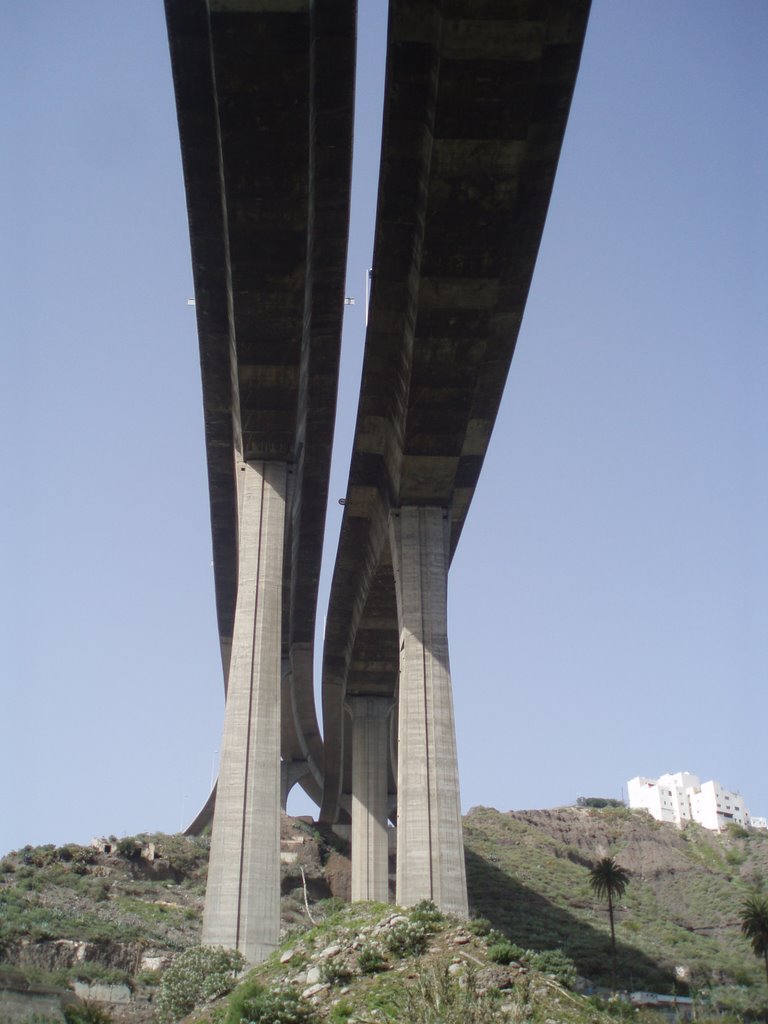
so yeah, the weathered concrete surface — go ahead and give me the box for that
[202,460,286,961]
[390,507,467,914]
[72,981,132,1005]
[349,696,391,903]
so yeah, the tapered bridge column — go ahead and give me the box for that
[389,507,468,916]
[202,460,287,962]
[349,696,391,903]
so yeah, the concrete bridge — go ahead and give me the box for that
[166,0,590,962]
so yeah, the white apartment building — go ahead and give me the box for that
[627,772,752,832]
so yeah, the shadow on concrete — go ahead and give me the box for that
[465,847,676,992]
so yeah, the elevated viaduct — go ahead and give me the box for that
[320,0,591,916]
[166,0,590,962]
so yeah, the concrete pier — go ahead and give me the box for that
[349,696,391,903]
[389,507,468,916]
[202,460,287,962]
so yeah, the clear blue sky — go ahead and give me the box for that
[1,2,766,855]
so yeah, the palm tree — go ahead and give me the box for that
[740,894,768,982]
[589,856,630,988]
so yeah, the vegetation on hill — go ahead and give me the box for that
[3,807,768,1021]
[741,894,768,981]
[0,834,207,943]
[166,900,616,1024]
[0,833,208,1018]
[576,798,626,810]
[588,856,630,988]
[463,806,768,1015]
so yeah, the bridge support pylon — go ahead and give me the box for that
[389,507,468,916]
[349,696,391,903]
[202,460,287,962]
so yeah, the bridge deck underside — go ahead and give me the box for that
[167,0,590,833]
[166,0,356,814]
[321,0,591,823]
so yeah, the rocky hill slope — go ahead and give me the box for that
[0,817,347,1022]
[2,807,767,1021]
[173,899,616,1024]
[463,805,768,1010]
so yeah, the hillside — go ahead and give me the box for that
[2,807,767,1021]
[464,806,768,1010]
[173,899,617,1024]
[0,819,347,1022]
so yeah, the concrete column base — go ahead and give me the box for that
[349,696,391,903]
[202,460,287,962]
[389,506,468,916]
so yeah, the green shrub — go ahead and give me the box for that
[135,968,162,987]
[358,943,387,974]
[24,845,58,868]
[383,963,508,1023]
[224,979,262,1024]
[226,981,315,1024]
[319,957,352,986]
[66,846,97,866]
[726,823,750,840]
[410,899,444,929]
[63,1004,114,1024]
[329,999,353,1022]
[725,847,746,867]
[577,797,625,809]
[116,837,141,860]
[82,878,110,903]
[529,948,577,988]
[486,939,526,965]
[18,876,45,893]
[155,946,245,1023]
[154,833,210,878]
[385,920,429,958]
[316,897,346,920]
[467,916,493,936]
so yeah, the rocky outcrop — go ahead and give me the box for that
[11,937,145,973]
